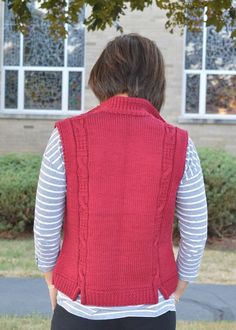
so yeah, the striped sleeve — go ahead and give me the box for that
[33,127,66,272]
[175,137,208,282]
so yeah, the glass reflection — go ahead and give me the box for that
[206,75,236,114]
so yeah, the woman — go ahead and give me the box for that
[33,33,208,330]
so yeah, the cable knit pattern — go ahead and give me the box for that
[50,96,189,307]
[73,118,89,302]
[151,125,176,298]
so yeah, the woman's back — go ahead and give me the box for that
[33,33,208,330]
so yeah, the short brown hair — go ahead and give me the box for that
[88,33,166,111]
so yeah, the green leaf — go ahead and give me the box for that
[1,0,235,38]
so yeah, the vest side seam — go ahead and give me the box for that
[71,117,90,305]
[52,118,81,299]
[158,128,188,298]
[156,126,178,299]
[68,118,81,295]
[151,126,166,302]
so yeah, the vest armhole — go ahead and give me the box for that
[54,118,77,177]
[175,128,189,185]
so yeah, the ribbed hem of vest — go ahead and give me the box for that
[159,273,179,300]
[52,272,80,301]
[53,271,178,305]
[81,287,158,307]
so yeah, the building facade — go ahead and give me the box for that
[0,2,236,154]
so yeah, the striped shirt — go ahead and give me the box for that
[33,127,208,320]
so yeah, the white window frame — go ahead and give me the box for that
[181,7,236,120]
[0,3,86,116]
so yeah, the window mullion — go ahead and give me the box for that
[62,21,69,113]
[18,33,24,111]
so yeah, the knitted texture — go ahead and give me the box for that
[52,96,188,306]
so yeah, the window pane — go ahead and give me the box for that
[185,74,200,113]
[5,70,18,109]
[206,75,236,115]
[67,26,85,67]
[3,3,20,66]
[23,7,64,66]
[24,71,62,110]
[185,7,204,70]
[206,26,236,70]
[68,72,82,110]
[185,29,203,70]
[67,9,85,67]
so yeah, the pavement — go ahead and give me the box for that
[0,278,236,322]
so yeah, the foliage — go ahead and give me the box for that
[174,147,236,240]
[1,0,236,39]
[197,147,236,238]
[0,154,41,233]
[0,149,236,238]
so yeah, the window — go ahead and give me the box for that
[1,1,85,115]
[183,8,236,119]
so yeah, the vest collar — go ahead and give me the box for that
[93,95,165,122]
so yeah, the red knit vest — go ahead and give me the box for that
[52,95,188,306]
